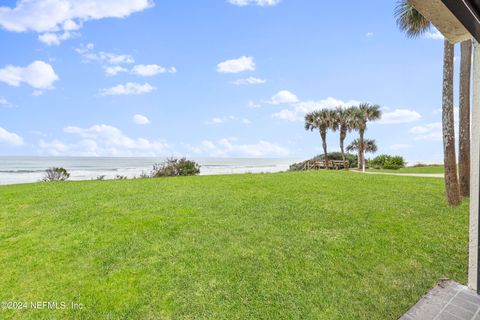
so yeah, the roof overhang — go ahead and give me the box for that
[410,0,480,43]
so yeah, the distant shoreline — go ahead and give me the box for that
[0,157,303,186]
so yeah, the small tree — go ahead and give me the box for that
[346,139,378,165]
[151,158,200,177]
[42,167,70,182]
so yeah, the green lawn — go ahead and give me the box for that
[0,171,468,320]
[368,165,445,174]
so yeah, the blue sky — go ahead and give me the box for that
[0,0,455,161]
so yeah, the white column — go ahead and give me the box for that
[469,39,480,291]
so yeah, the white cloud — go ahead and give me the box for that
[100,82,155,96]
[271,95,361,122]
[105,66,128,76]
[294,97,360,113]
[131,64,176,76]
[77,43,134,65]
[38,139,69,155]
[0,0,154,45]
[0,97,13,107]
[425,28,444,40]
[78,44,175,77]
[228,0,280,6]
[85,52,134,65]
[38,31,76,46]
[272,109,301,122]
[0,127,24,146]
[0,61,59,90]
[365,32,374,37]
[217,56,255,73]
[205,116,251,125]
[378,109,422,124]
[133,114,150,125]
[270,90,299,105]
[390,144,410,151]
[188,138,288,157]
[248,100,261,108]
[75,43,94,55]
[232,77,266,85]
[39,124,169,156]
[208,117,225,124]
[410,122,442,141]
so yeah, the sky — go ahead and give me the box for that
[0,0,458,161]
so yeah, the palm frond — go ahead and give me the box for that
[346,139,378,153]
[394,0,431,38]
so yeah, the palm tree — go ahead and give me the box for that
[395,0,461,206]
[347,139,378,167]
[305,109,336,167]
[332,107,355,166]
[459,40,471,197]
[349,104,381,172]
[442,39,462,205]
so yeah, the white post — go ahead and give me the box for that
[469,39,480,291]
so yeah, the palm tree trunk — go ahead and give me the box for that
[357,148,362,170]
[459,39,472,197]
[340,127,346,164]
[321,130,328,169]
[358,129,365,170]
[442,40,461,206]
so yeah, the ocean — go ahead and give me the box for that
[0,157,303,185]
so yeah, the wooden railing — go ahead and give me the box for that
[302,160,350,170]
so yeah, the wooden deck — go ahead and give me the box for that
[301,160,350,170]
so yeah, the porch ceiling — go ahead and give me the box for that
[410,0,473,43]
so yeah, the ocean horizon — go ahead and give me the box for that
[0,156,444,186]
[0,156,304,185]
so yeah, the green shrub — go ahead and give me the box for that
[139,171,150,179]
[369,155,405,170]
[42,167,70,182]
[413,163,427,168]
[152,158,201,177]
[289,162,305,171]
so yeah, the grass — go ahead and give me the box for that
[368,165,444,174]
[0,171,468,320]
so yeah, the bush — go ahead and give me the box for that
[151,158,201,177]
[139,171,150,179]
[42,167,70,182]
[412,163,429,167]
[289,161,305,171]
[369,155,405,170]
